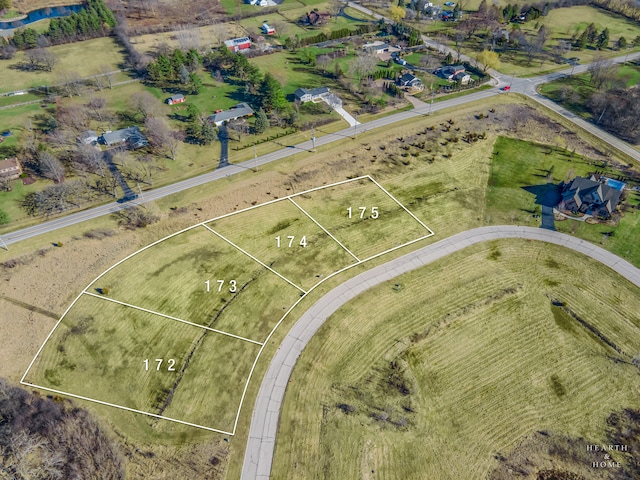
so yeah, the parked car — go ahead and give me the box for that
[444,1,456,6]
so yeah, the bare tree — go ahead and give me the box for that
[167,130,184,160]
[87,96,107,121]
[38,151,65,183]
[176,25,201,51]
[99,64,116,89]
[56,71,84,97]
[76,145,105,175]
[130,92,161,120]
[144,117,172,153]
[348,52,379,83]
[588,56,617,90]
[209,22,229,46]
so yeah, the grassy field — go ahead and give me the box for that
[272,239,640,479]
[92,225,302,341]
[485,136,640,265]
[291,177,433,260]
[207,196,359,291]
[0,37,127,94]
[23,293,260,433]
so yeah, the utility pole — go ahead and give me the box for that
[429,80,435,114]
[353,114,358,139]
[254,144,258,172]
[311,127,316,152]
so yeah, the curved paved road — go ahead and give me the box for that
[241,225,640,479]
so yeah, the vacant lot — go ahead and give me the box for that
[23,293,262,433]
[91,225,302,341]
[273,239,640,479]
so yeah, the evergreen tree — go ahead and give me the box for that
[200,121,216,145]
[576,30,588,50]
[444,52,453,64]
[253,108,269,134]
[633,35,640,47]
[617,36,627,50]
[585,23,597,44]
[596,28,609,50]
[189,72,202,94]
[257,73,286,112]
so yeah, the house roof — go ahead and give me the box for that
[563,176,622,214]
[453,71,470,79]
[169,94,184,101]
[0,157,20,172]
[79,130,98,140]
[208,103,255,124]
[224,37,251,47]
[294,87,330,99]
[101,126,147,147]
[399,73,420,83]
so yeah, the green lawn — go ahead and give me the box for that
[0,36,127,94]
[272,238,640,479]
[486,136,640,265]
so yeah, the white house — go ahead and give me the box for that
[294,87,331,103]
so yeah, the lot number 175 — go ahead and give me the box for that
[347,206,379,219]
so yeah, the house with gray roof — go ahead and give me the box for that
[558,175,624,219]
[99,126,148,149]
[208,103,255,126]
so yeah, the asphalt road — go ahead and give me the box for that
[241,225,640,479]
[3,47,639,247]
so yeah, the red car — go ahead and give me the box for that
[501,85,511,92]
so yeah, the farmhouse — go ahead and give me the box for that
[453,72,471,84]
[224,37,251,52]
[438,65,466,80]
[362,41,401,61]
[557,175,624,219]
[261,22,275,35]
[397,73,423,90]
[294,86,331,103]
[300,10,330,26]
[0,157,22,180]
[208,103,255,126]
[78,129,99,145]
[166,94,185,105]
[100,126,149,149]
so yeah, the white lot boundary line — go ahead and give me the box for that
[22,176,434,436]
[21,223,205,384]
[287,197,360,262]
[230,177,436,434]
[202,224,307,294]
[82,292,263,346]
[367,175,435,235]
[201,175,371,226]
[19,381,234,435]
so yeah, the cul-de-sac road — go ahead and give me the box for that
[241,225,640,479]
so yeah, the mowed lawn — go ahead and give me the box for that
[486,136,640,266]
[91,225,301,342]
[272,239,640,479]
[0,37,127,94]
[24,293,262,433]
[291,176,433,260]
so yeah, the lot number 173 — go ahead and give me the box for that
[347,206,379,219]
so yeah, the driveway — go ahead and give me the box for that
[241,225,640,479]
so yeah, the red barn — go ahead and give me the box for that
[224,37,252,52]
[166,94,185,105]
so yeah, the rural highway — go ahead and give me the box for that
[3,48,639,247]
[240,225,640,479]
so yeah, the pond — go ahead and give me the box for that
[0,4,84,30]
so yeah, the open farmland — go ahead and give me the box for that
[21,176,433,434]
[272,239,640,479]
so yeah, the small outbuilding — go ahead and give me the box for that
[224,37,252,52]
[261,22,275,35]
[166,94,185,105]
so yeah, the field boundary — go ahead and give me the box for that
[82,292,264,345]
[21,175,435,435]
